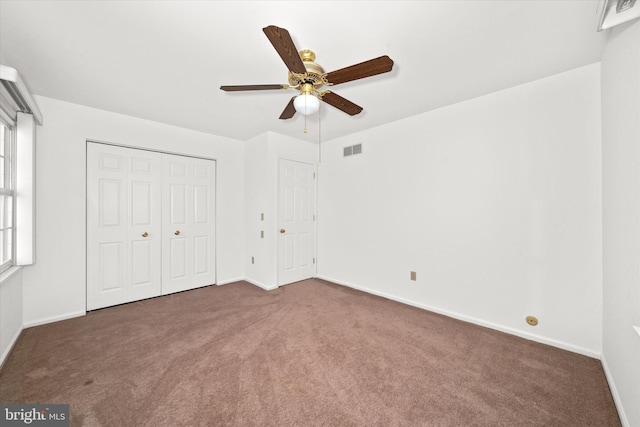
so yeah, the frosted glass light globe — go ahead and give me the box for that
[293,93,320,116]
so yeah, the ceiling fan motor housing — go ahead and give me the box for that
[288,49,327,90]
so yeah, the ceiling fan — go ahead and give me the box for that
[220,25,394,120]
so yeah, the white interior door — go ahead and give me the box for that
[278,159,316,286]
[162,154,216,295]
[87,143,162,310]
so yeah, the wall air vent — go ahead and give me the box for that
[343,143,363,158]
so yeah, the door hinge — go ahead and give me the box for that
[313,258,316,264]
[313,172,316,179]
[313,214,316,221]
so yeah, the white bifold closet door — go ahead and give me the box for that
[161,153,216,295]
[86,144,163,310]
[86,143,216,311]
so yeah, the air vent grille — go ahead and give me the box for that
[343,143,363,158]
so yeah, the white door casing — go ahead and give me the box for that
[86,143,162,310]
[161,154,216,295]
[277,159,316,286]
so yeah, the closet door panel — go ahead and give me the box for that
[87,143,162,310]
[162,154,216,294]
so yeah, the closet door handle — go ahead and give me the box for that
[174,230,181,236]
[141,232,148,238]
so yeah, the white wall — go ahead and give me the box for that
[244,132,272,288]
[22,96,245,326]
[244,131,316,289]
[0,269,23,366]
[601,20,640,427]
[317,63,603,357]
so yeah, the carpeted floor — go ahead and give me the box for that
[0,279,620,426]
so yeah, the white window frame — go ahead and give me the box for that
[0,120,16,273]
[0,65,39,272]
[14,112,35,266]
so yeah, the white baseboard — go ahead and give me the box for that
[23,310,86,329]
[243,278,278,291]
[216,277,245,286]
[601,355,630,427]
[317,275,600,359]
[0,325,23,369]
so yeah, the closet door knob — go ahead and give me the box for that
[280,229,286,234]
[141,232,148,238]
[174,230,181,236]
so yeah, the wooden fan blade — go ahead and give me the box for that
[220,84,287,91]
[263,26,306,74]
[320,91,363,116]
[325,55,394,85]
[279,97,297,120]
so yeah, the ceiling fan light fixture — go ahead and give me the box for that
[293,93,320,116]
[221,26,394,120]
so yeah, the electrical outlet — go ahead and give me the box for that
[526,316,538,326]
[410,271,416,281]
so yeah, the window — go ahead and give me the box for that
[0,122,14,272]
[1,66,39,269]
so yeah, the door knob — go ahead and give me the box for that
[280,229,285,234]
[174,230,181,236]
[141,232,148,238]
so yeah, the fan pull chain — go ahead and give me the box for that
[318,101,322,166]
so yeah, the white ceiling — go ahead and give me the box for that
[0,0,608,142]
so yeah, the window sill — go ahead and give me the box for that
[0,266,22,286]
